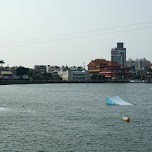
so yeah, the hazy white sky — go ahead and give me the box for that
[0,0,152,68]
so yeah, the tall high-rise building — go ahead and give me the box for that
[111,43,126,67]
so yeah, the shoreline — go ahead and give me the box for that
[0,80,151,85]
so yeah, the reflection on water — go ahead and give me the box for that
[0,83,152,151]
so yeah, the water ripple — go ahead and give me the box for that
[0,83,152,151]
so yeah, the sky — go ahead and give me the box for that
[0,0,152,68]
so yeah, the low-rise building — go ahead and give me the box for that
[34,65,46,74]
[70,70,86,81]
[47,65,61,76]
[1,71,13,80]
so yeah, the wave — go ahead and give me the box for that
[0,107,9,111]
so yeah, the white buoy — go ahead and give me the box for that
[122,116,130,122]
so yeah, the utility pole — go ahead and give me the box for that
[83,62,85,70]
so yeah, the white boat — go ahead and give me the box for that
[130,80,145,83]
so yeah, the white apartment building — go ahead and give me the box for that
[47,65,61,76]
[47,66,89,81]
[59,69,70,81]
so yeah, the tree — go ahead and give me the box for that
[91,74,98,80]
[28,69,34,80]
[90,74,105,81]
[16,66,29,79]
[145,65,152,80]
[42,72,53,80]
[97,74,105,80]
[135,70,142,79]
[0,60,5,75]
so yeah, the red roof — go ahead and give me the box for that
[88,59,120,68]
[87,61,97,67]
[107,61,120,67]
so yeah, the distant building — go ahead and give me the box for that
[34,65,46,74]
[126,58,135,67]
[126,58,151,70]
[111,43,126,67]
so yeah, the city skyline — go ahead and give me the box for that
[0,0,152,68]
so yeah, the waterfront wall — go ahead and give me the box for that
[0,79,151,85]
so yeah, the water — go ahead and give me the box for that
[0,83,152,152]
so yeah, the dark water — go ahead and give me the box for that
[0,83,152,152]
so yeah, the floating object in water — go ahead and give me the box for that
[122,116,130,122]
[106,96,132,105]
